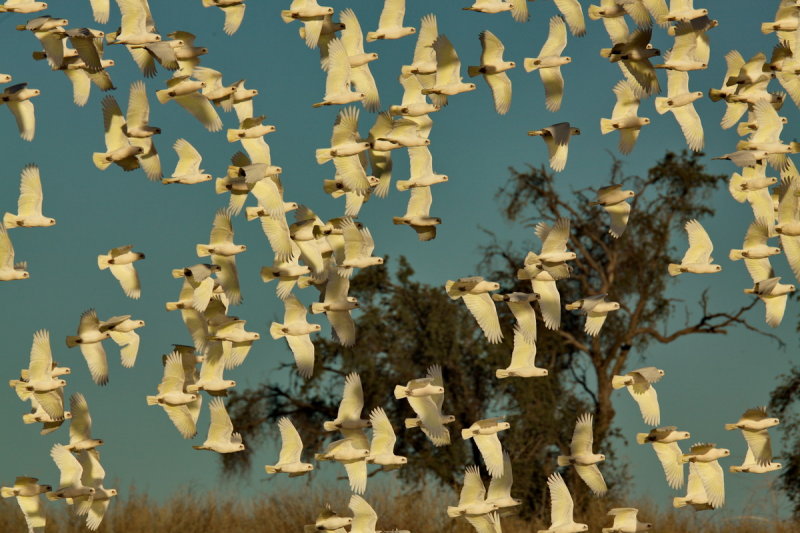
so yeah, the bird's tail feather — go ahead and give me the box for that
[667,263,683,277]
[611,375,630,389]
[92,153,112,171]
[269,322,286,340]
[636,433,650,445]
[557,455,572,466]
[523,58,539,72]
[393,385,407,400]
[600,118,615,135]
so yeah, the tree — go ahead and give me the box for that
[224,150,778,520]
[225,256,590,512]
[481,150,782,454]
[769,364,800,516]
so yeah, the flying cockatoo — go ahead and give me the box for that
[462,417,510,477]
[525,16,571,111]
[445,276,502,343]
[265,417,314,476]
[557,413,608,496]
[590,184,635,238]
[637,426,691,489]
[668,219,721,275]
[97,245,145,299]
[612,367,664,426]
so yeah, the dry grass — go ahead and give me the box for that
[1,485,798,533]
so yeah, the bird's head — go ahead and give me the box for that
[599,454,606,461]
[399,456,408,464]
[643,118,651,124]
[542,369,549,376]
[238,443,246,451]
[611,302,621,310]
[311,324,322,332]
[467,83,476,90]
[64,411,73,419]
[499,422,511,430]
[47,218,56,225]
[110,489,118,496]
[227,380,237,388]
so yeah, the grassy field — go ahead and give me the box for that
[1,485,799,533]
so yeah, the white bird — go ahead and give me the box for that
[197,209,245,306]
[312,504,353,531]
[655,70,705,152]
[446,465,498,517]
[776,177,800,281]
[557,413,608,496]
[668,219,721,275]
[156,76,223,131]
[0,226,28,281]
[3,164,56,229]
[553,0,586,36]
[445,276,502,343]
[403,365,453,446]
[367,0,415,41]
[0,0,47,13]
[396,145,447,191]
[422,34,477,107]
[112,0,161,45]
[600,80,650,154]
[324,372,370,431]
[525,219,576,281]
[315,433,370,494]
[729,218,781,284]
[125,81,161,180]
[495,290,540,342]
[589,184,635,238]
[744,277,795,328]
[486,452,522,510]
[314,38,365,108]
[171,263,221,314]
[565,294,620,337]
[187,341,236,396]
[66,309,112,386]
[74,449,117,531]
[401,13,438,79]
[338,219,382,275]
[602,508,652,533]
[310,266,359,347]
[462,417,510,478]
[19,330,66,419]
[202,0,246,35]
[724,406,779,468]
[524,16,571,112]
[729,446,782,474]
[468,30,514,115]
[99,315,144,368]
[46,444,95,504]
[265,417,314,476]
[538,472,588,533]
[270,294,321,379]
[496,328,548,379]
[93,95,143,173]
[636,426,691,489]
[527,122,581,172]
[680,443,728,508]
[316,107,371,165]
[664,0,708,22]
[336,9,380,111]
[393,185,442,241]
[728,164,777,230]
[193,397,245,453]
[348,495,379,533]
[367,407,407,469]
[163,139,212,185]
[97,245,145,299]
[208,319,260,368]
[612,367,664,426]
[146,351,200,439]
[673,462,712,511]
[0,476,50,533]
[67,393,104,451]
[0,83,40,141]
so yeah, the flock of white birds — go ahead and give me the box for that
[0,0,798,531]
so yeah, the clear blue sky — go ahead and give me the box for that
[0,0,796,522]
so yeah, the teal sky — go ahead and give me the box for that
[0,0,797,524]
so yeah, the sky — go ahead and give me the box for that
[0,0,798,525]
